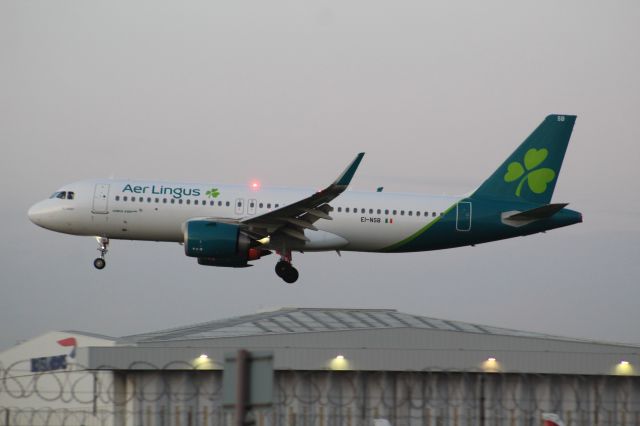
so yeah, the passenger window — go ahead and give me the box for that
[194,200,199,205]
[131,197,135,202]
[401,210,405,216]
[249,202,255,208]
[385,209,389,215]
[123,196,128,201]
[210,201,214,206]
[369,208,373,214]
[259,203,263,208]
[408,211,413,216]
[171,199,175,204]
[416,211,420,216]
[226,201,230,207]
[393,210,397,215]
[187,199,191,205]
[361,208,365,213]
[377,209,381,214]
[115,195,120,201]
[155,198,159,203]
[267,203,271,209]
[163,198,167,203]
[147,197,151,203]
[433,212,437,217]
[345,207,350,213]
[275,204,279,208]
[179,199,183,204]
[139,197,143,202]
[337,207,342,212]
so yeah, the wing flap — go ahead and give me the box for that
[240,153,364,243]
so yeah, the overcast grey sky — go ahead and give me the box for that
[1,1,639,351]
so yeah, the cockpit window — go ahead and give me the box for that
[49,191,74,200]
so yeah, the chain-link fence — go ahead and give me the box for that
[2,359,640,426]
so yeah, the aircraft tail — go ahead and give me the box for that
[472,115,576,204]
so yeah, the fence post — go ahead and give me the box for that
[289,407,296,426]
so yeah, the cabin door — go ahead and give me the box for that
[456,202,472,231]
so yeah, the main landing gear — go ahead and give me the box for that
[275,250,298,283]
[93,237,109,270]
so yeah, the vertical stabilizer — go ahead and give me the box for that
[472,115,576,204]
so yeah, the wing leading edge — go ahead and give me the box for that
[241,153,365,241]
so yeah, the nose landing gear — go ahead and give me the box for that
[93,237,109,270]
[275,249,299,283]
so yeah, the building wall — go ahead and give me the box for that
[0,331,116,426]
[7,368,636,426]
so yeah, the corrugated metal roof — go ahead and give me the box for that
[120,308,570,344]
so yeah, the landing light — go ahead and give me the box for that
[257,236,271,245]
[250,180,261,191]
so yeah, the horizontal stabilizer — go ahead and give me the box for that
[505,203,569,221]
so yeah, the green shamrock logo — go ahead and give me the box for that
[205,188,220,198]
[504,148,556,197]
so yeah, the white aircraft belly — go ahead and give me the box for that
[319,217,431,251]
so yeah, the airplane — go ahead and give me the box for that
[28,114,582,283]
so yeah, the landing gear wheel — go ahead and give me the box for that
[275,261,289,278]
[282,266,299,284]
[93,258,106,270]
[94,237,109,270]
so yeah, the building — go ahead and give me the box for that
[2,308,640,426]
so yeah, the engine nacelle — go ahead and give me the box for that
[183,220,270,268]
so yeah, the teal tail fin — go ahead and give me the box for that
[472,114,576,204]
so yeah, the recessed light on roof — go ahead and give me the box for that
[199,354,208,359]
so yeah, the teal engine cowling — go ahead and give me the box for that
[183,221,270,268]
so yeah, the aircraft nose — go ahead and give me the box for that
[28,202,46,226]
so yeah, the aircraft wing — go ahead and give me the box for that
[240,153,365,241]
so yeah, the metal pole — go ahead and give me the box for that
[478,375,485,426]
[235,350,250,426]
[93,372,98,416]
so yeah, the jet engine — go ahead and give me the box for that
[183,220,270,268]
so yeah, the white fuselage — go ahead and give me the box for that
[28,179,460,252]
